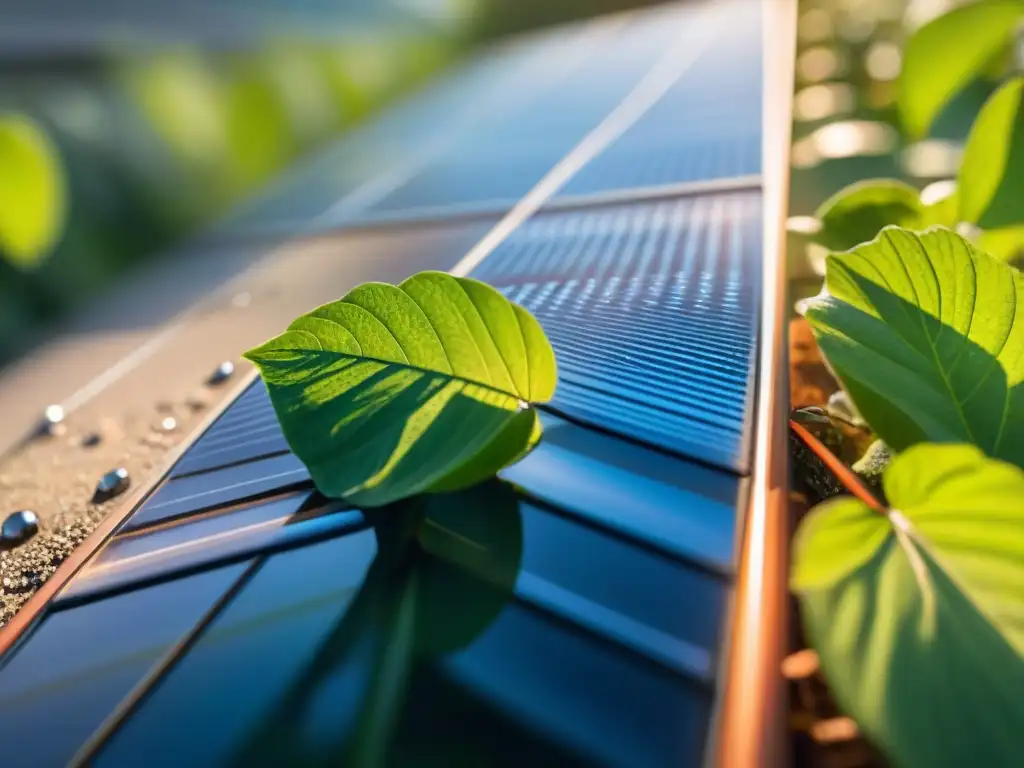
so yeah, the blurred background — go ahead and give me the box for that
[0,0,671,370]
[0,0,1014,368]
[788,0,1020,304]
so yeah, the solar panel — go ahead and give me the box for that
[0,0,787,764]
[556,6,763,197]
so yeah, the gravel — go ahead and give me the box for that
[0,518,96,625]
[0,389,220,629]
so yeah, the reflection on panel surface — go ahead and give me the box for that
[94,483,720,766]
[0,564,248,768]
[506,414,739,572]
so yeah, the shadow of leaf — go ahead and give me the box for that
[253,349,541,506]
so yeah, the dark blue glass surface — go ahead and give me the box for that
[0,564,247,768]
[95,530,379,768]
[506,414,738,572]
[94,483,720,767]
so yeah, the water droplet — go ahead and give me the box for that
[37,405,66,437]
[207,361,235,386]
[94,468,130,501]
[2,510,39,545]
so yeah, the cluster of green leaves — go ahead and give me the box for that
[797,191,1024,766]
[246,270,556,507]
[793,443,1024,768]
[793,5,1024,765]
[808,1,1024,262]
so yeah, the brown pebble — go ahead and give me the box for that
[782,648,820,679]
[810,716,859,744]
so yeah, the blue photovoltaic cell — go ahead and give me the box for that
[556,1,764,197]
[471,193,761,473]
[213,19,604,235]
[357,1,741,222]
[0,564,248,768]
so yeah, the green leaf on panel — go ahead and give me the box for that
[0,113,66,269]
[898,0,1024,139]
[245,271,557,507]
[958,77,1024,229]
[792,443,1024,768]
[813,180,924,252]
[804,227,1024,468]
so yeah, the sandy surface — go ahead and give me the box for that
[0,382,226,626]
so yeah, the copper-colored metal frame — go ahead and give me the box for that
[0,371,260,658]
[710,1,798,765]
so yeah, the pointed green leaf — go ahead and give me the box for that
[813,179,926,252]
[898,0,1024,140]
[792,443,1024,768]
[0,113,66,269]
[959,77,1024,230]
[245,271,557,507]
[805,227,1024,468]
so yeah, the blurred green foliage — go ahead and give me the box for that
[0,26,461,366]
[789,0,1024,305]
[897,0,1023,140]
[0,113,66,269]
